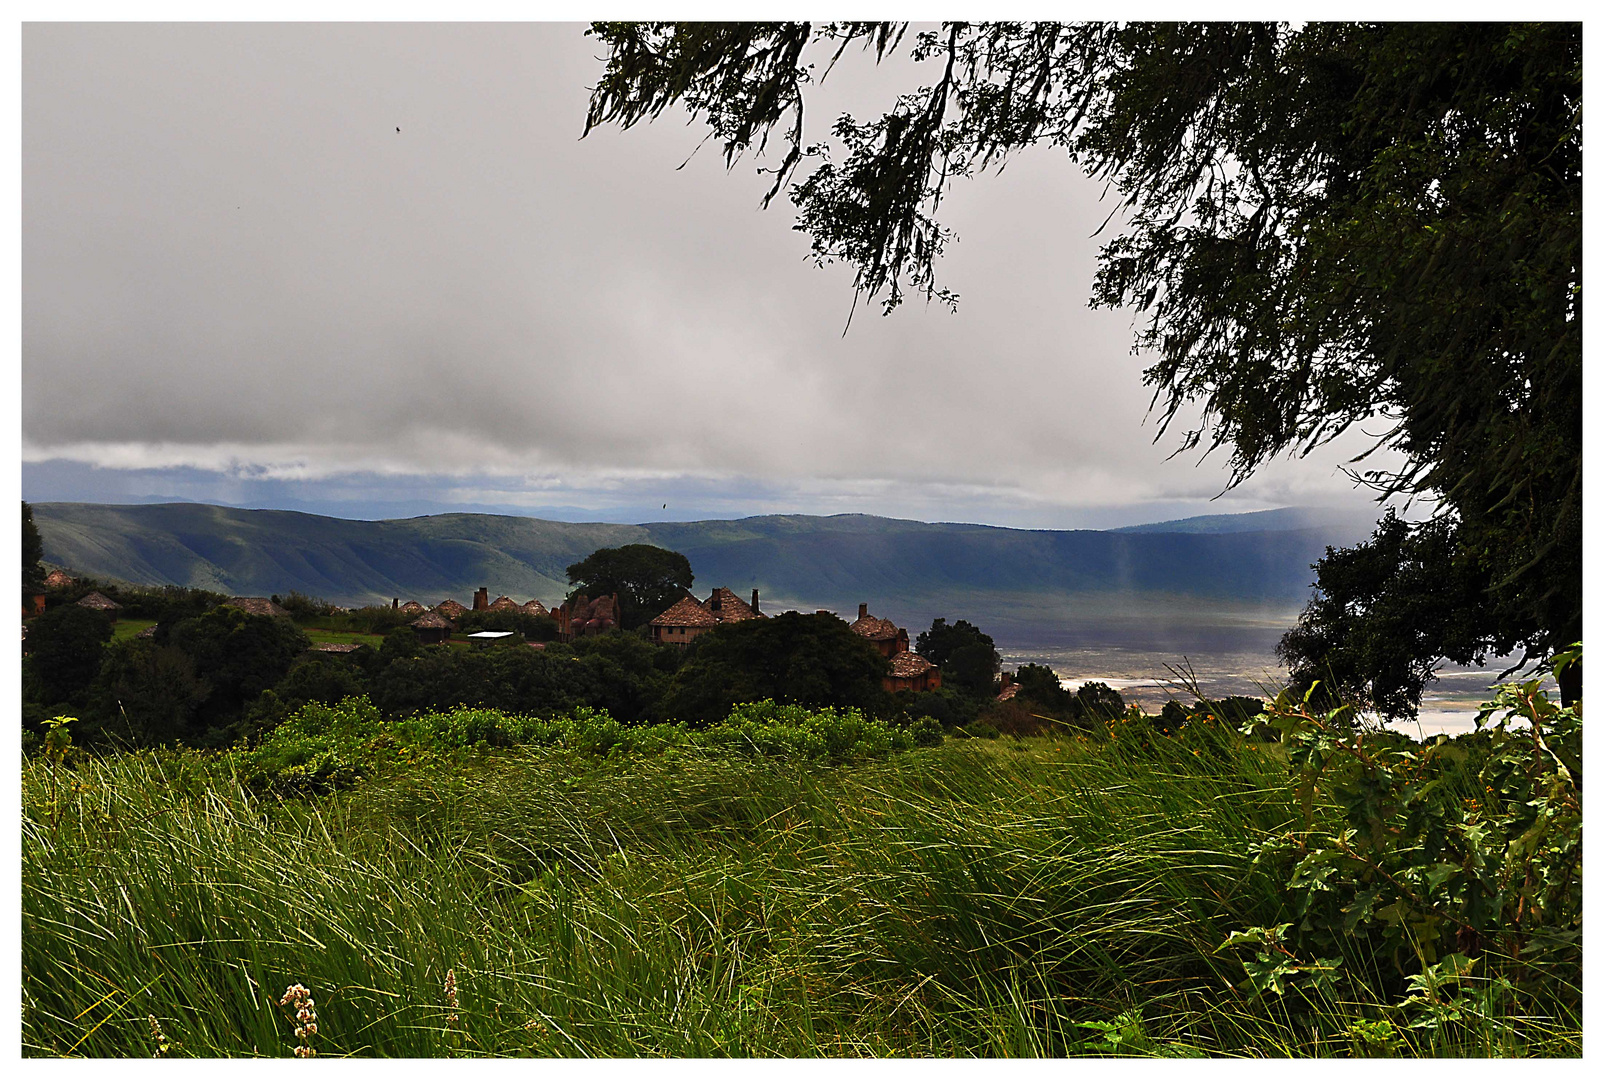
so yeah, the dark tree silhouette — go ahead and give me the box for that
[567,544,694,631]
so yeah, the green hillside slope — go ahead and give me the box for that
[32,502,1357,646]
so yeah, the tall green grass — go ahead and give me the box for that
[21,727,1578,1057]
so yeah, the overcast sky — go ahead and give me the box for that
[22,22,1402,529]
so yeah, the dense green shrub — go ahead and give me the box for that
[274,590,338,620]
[372,644,593,720]
[165,607,310,740]
[236,655,373,746]
[699,700,916,762]
[566,632,680,724]
[665,612,890,723]
[898,685,981,729]
[239,695,928,794]
[87,638,207,746]
[23,604,114,708]
[1218,650,1582,1048]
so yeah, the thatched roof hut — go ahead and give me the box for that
[410,610,455,645]
[75,591,123,619]
[225,596,292,618]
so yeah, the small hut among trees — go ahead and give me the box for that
[410,611,454,645]
[75,591,122,621]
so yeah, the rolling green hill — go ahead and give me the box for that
[32,502,1372,647]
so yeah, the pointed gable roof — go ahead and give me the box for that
[850,610,902,641]
[888,652,936,679]
[521,599,549,617]
[76,590,122,611]
[434,598,468,618]
[43,569,74,589]
[398,601,426,615]
[225,596,291,618]
[703,587,762,623]
[651,594,718,628]
[488,595,519,612]
[411,611,454,630]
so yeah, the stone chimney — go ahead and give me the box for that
[710,590,722,612]
[751,589,760,615]
[392,598,398,609]
[474,587,489,611]
[858,603,869,621]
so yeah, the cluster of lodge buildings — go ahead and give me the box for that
[647,590,941,694]
[28,568,941,695]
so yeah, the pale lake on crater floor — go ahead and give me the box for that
[994,623,1554,738]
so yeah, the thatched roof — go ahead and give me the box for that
[411,611,455,630]
[996,682,1020,701]
[888,652,936,679]
[398,601,425,615]
[488,595,519,612]
[310,642,364,654]
[850,612,902,641]
[44,569,74,589]
[225,596,291,618]
[434,599,468,618]
[521,599,549,617]
[704,587,761,623]
[651,595,718,628]
[75,591,122,611]
[134,625,157,639]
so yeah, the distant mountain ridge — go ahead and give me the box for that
[1112,506,1375,535]
[32,501,1377,648]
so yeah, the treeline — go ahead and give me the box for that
[24,579,1158,753]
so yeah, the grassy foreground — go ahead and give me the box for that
[21,723,1579,1057]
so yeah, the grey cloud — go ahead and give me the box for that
[23,23,1394,524]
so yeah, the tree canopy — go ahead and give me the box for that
[585,22,1582,706]
[24,604,114,707]
[914,618,1000,697]
[665,611,889,723]
[567,543,695,631]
